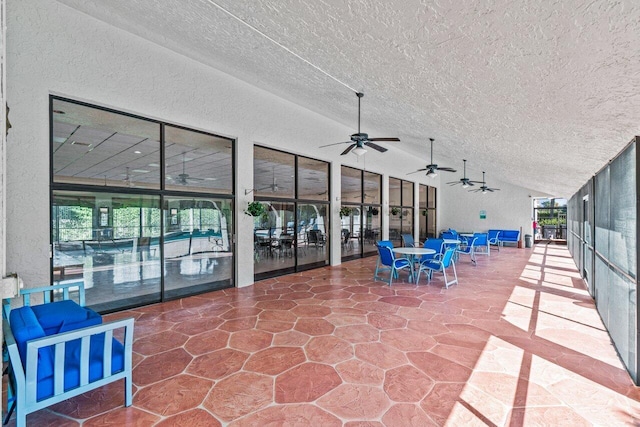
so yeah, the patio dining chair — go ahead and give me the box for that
[374,241,414,285]
[418,238,444,265]
[401,234,418,247]
[488,230,500,251]
[456,236,478,265]
[416,247,458,288]
[473,232,490,257]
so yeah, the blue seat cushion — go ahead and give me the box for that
[394,259,411,268]
[9,306,55,379]
[421,260,441,270]
[36,335,126,401]
[31,300,101,335]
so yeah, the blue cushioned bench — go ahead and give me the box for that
[3,282,134,427]
[488,229,520,247]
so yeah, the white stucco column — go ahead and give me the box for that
[235,135,255,287]
[329,160,341,266]
[381,174,389,240]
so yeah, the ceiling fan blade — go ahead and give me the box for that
[468,180,484,184]
[319,141,351,148]
[466,182,475,186]
[446,181,460,185]
[341,143,357,155]
[368,137,400,142]
[436,167,457,172]
[364,142,388,152]
[407,168,428,175]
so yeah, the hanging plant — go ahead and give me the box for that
[390,207,400,216]
[339,206,352,218]
[422,209,428,217]
[245,201,265,217]
[369,207,379,216]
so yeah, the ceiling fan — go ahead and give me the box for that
[469,171,500,193]
[171,152,204,185]
[319,92,400,156]
[447,159,481,188]
[408,138,456,178]
[258,167,287,192]
[122,167,135,188]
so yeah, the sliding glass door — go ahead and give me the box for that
[341,166,382,260]
[51,96,235,311]
[253,147,330,280]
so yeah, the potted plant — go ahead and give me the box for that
[390,207,400,216]
[245,201,265,217]
[422,209,428,216]
[369,207,379,216]
[339,206,352,218]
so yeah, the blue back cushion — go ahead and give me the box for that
[421,239,443,262]
[474,233,488,245]
[9,306,55,380]
[31,300,101,335]
[376,244,394,267]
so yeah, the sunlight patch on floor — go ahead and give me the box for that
[503,286,536,332]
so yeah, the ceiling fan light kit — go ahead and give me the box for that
[352,146,367,156]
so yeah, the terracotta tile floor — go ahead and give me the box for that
[7,244,640,426]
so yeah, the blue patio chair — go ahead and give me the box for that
[419,238,444,264]
[401,234,418,247]
[374,241,414,285]
[441,231,457,240]
[416,247,458,288]
[488,230,500,251]
[473,232,490,257]
[456,236,477,265]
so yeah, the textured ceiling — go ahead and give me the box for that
[55,0,640,197]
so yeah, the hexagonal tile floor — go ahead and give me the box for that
[6,244,640,426]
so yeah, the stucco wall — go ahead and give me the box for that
[439,176,534,241]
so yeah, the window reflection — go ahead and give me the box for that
[51,97,235,311]
[419,184,437,240]
[341,166,362,203]
[341,167,382,259]
[52,99,160,189]
[52,191,162,311]
[164,126,233,193]
[298,156,329,201]
[389,177,414,246]
[163,197,233,299]
[364,172,381,204]
[254,147,295,199]
[389,178,401,206]
[253,147,330,279]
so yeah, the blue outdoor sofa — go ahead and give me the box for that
[3,282,134,427]
[489,229,520,247]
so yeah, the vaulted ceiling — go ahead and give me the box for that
[56,0,640,197]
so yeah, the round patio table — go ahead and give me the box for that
[393,247,436,283]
